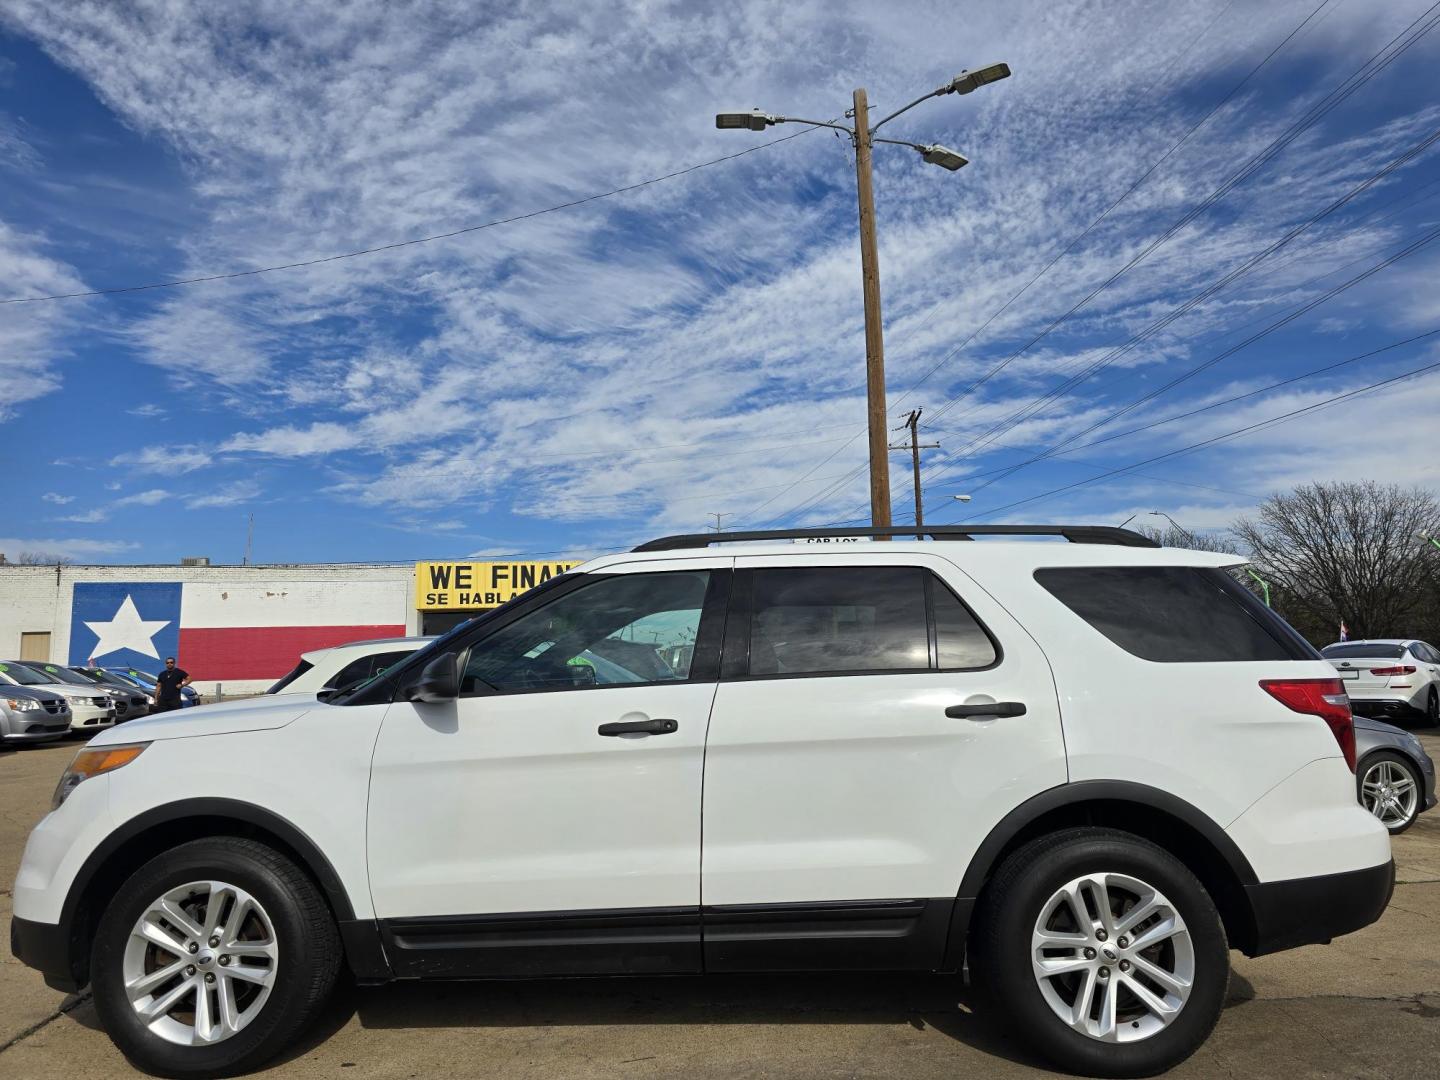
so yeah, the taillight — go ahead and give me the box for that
[1369,665,1416,676]
[1259,678,1356,772]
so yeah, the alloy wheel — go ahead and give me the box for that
[121,880,279,1046]
[1361,759,1419,830]
[1031,872,1195,1043]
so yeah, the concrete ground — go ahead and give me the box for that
[4,731,1439,1079]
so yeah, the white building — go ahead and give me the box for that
[0,557,574,696]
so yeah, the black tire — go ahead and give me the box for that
[1357,751,1423,835]
[1426,687,1439,728]
[970,827,1229,1078]
[91,837,342,1078]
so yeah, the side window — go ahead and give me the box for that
[461,571,711,694]
[1035,566,1314,662]
[1413,643,1438,664]
[748,567,930,675]
[931,576,999,669]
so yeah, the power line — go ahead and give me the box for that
[0,126,824,305]
[919,0,1440,440]
[738,0,1321,529]
[942,357,1440,523]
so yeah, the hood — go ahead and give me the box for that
[1,685,66,703]
[91,694,318,744]
[28,682,107,701]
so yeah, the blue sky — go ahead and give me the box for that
[2,0,1438,565]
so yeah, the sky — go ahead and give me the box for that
[1,0,1438,566]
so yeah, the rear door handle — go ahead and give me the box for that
[946,701,1027,719]
[598,718,678,736]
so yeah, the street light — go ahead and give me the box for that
[1149,510,1196,543]
[952,494,973,503]
[715,62,1012,531]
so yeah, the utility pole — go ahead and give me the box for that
[890,408,940,527]
[714,63,1010,532]
[852,88,891,532]
[707,512,733,533]
[243,513,254,566]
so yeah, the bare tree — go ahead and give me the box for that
[1134,524,1240,553]
[1234,481,1440,641]
[16,551,73,565]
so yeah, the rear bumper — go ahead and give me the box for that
[1244,860,1394,956]
[9,916,82,992]
[1351,697,1425,720]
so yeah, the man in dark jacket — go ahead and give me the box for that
[152,656,191,713]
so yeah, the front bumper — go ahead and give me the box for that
[0,720,70,744]
[65,702,115,731]
[1245,859,1394,956]
[9,915,81,992]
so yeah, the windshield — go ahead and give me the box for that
[0,661,52,685]
[1322,643,1405,659]
[27,664,94,686]
[121,669,159,687]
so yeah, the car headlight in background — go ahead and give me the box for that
[5,697,41,712]
[52,744,148,810]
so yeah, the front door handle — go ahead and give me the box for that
[598,718,678,736]
[946,701,1027,719]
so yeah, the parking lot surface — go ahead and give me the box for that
[4,734,1440,1079]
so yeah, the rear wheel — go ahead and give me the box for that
[91,837,342,1077]
[1358,752,1422,834]
[971,827,1229,1078]
[1425,687,1438,728]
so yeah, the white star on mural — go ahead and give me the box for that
[84,595,170,661]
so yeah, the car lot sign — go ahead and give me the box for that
[415,560,578,610]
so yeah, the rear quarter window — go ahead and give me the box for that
[1034,566,1316,663]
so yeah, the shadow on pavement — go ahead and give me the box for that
[267,972,1045,1071]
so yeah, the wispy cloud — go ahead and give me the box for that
[41,491,74,505]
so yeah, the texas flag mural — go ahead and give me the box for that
[68,581,405,681]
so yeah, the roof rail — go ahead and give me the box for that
[632,525,1161,552]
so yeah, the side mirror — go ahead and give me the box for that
[409,653,460,703]
[568,663,596,687]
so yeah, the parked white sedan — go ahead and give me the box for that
[1322,639,1440,726]
[266,636,432,697]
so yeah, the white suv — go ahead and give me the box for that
[10,526,1392,1078]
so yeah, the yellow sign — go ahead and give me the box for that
[415,560,578,610]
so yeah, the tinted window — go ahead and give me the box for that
[1036,566,1310,663]
[0,662,49,685]
[932,578,999,669]
[267,660,313,694]
[1322,643,1405,660]
[326,650,415,690]
[748,567,930,675]
[462,571,710,693]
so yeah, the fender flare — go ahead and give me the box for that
[61,796,358,935]
[941,780,1259,969]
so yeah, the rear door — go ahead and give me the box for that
[700,551,1066,971]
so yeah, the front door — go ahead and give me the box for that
[700,551,1067,971]
[367,559,730,977]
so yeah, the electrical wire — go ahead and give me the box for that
[0,126,825,305]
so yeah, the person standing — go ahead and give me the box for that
[152,656,191,713]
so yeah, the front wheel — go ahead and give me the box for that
[91,837,342,1077]
[970,827,1229,1078]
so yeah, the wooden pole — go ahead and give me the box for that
[852,88,891,531]
[907,409,924,528]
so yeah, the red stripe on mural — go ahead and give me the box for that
[176,625,407,680]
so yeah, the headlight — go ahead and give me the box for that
[6,697,41,712]
[52,744,148,810]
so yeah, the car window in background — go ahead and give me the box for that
[29,664,95,686]
[748,566,930,676]
[267,661,314,694]
[0,662,50,685]
[1322,643,1406,660]
[1037,566,1312,663]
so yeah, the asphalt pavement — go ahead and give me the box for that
[4,732,1439,1079]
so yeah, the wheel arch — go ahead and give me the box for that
[57,798,359,989]
[944,781,1261,967]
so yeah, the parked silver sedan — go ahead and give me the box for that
[1354,713,1437,833]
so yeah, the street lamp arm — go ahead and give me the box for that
[774,116,857,136]
[871,135,928,151]
[869,88,945,133]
